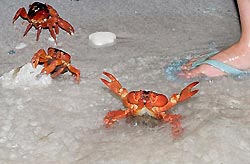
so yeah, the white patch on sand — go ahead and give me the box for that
[89,32,116,47]
[0,63,52,89]
[15,42,27,49]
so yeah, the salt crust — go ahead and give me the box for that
[0,63,52,89]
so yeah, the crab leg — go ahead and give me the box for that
[67,65,81,83]
[46,4,74,35]
[48,23,57,43]
[23,23,33,37]
[41,59,63,75]
[36,27,42,41]
[13,7,28,23]
[160,113,183,137]
[104,109,131,127]
[50,66,66,78]
[54,24,59,35]
[46,4,59,17]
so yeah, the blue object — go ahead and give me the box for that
[8,50,16,55]
[164,51,250,81]
[164,57,189,81]
[191,51,247,75]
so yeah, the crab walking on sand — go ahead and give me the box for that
[13,2,74,43]
[101,72,199,137]
[31,47,80,83]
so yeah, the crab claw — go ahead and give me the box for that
[179,81,199,102]
[31,54,40,68]
[100,72,123,95]
[57,18,75,35]
[31,49,49,68]
[67,65,80,84]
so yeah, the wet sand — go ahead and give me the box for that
[1,0,250,163]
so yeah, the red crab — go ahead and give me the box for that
[13,2,74,43]
[101,72,199,137]
[31,47,80,83]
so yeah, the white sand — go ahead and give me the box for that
[0,0,250,164]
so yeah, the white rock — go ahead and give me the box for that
[15,43,27,49]
[89,32,116,47]
[0,63,52,89]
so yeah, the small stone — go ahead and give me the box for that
[89,32,116,47]
[8,50,16,55]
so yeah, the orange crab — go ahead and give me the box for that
[13,2,74,43]
[101,72,199,136]
[31,47,80,83]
